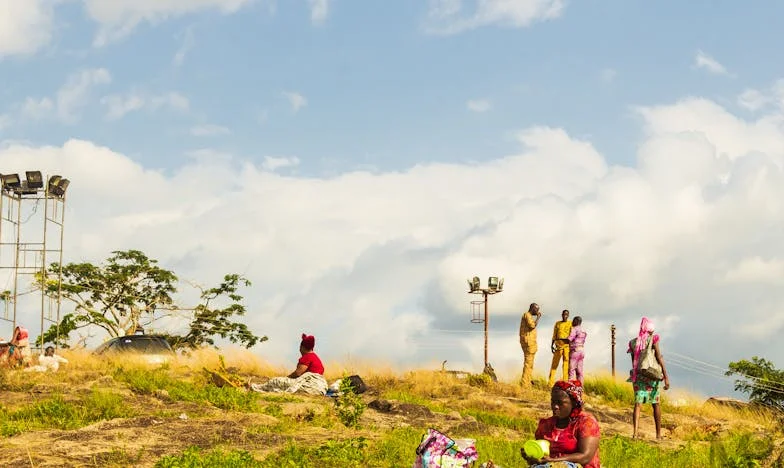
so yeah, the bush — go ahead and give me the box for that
[335,376,365,428]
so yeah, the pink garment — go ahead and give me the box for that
[569,348,585,384]
[568,325,587,350]
[630,317,656,382]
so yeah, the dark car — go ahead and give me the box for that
[94,334,175,364]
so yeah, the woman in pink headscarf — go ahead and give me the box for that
[627,317,670,439]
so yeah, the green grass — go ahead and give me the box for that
[460,409,537,433]
[155,447,262,468]
[583,375,636,406]
[113,366,260,412]
[599,432,774,468]
[379,389,449,413]
[0,389,135,436]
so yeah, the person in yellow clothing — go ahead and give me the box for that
[548,309,572,387]
[519,303,542,387]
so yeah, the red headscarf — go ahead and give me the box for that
[553,380,584,418]
[300,333,315,350]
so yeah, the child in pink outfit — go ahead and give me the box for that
[568,316,587,384]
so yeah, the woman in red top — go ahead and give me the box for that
[288,333,324,377]
[522,380,601,468]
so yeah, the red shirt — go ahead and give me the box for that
[297,352,324,375]
[535,412,601,468]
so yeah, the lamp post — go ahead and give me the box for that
[467,276,504,370]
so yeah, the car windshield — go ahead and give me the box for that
[117,337,172,353]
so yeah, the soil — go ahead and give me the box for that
[0,372,777,467]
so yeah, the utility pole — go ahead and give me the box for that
[611,324,616,378]
[468,276,503,371]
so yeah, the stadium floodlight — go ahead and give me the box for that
[25,171,43,189]
[1,173,21,191]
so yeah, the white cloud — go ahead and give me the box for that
[0,0,55,58]
[262,155,300,171]
[737,89,768,111]
[600,68,617,83]
[20,68,112,123]
[694,50,730,76]
[4,89,784,391]
[172,25,195,67]
[308,0,329,25]
[424,0,565,35]
[83,0,255,46]
[101,91,190,120]
[466,99,491,113]
[282,91,308,113]
[723,257,784,285]
[190,124,231,137]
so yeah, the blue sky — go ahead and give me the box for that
[2,0,784,401]
[4,0,783,174]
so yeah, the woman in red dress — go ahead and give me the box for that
[522,380,601,468]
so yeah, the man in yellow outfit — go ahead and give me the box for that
[548,309,572,386]
[519,303,542,387]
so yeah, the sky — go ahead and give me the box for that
[1,0,784,399]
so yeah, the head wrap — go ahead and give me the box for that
[631,317,655,381]
[14,326,28,340]
[300,333,315,350]
[553,380,584,418]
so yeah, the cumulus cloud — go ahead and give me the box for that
[2,92,784,394]
[262,155,300,171]
[83,0,255,46]
[0,0,56,58]
[101,91,190,120]
[308,0,329,25]
[20,68,112,124]
[466,99,492,113]
[424,0,565,35]
[282,91,308,113]
[190,124,231,137]
[694,50,730,76]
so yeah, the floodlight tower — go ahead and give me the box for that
[467,276,504,370]
[0,172,69,349]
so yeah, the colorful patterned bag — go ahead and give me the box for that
[412,428,479,468]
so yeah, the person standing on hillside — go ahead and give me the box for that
[548,309,572,387]
[519,303,542,388]
[568,316,587,384]
[628,317,670,439]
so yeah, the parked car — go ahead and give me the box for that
[94,334,175,365]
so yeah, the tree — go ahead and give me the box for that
[37,250,266,349]
[725,357,784,412]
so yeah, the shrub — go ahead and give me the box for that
[335,376,365,428]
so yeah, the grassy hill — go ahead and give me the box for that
[0,349,781,467]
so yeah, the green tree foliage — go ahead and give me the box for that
[725,357,784,412]
[36,250,266,350]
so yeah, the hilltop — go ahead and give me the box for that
[0,349,781,467]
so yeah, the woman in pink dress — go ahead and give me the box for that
[567,317,587,384]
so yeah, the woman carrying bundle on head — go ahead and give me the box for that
[628,317,670,439]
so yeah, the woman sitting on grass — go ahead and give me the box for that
[522,380,601,468]
[249,333,327,396]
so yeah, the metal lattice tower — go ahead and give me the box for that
[0,172,69,349]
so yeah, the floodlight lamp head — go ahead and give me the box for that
[25,171,43,189]
[471,276,480,291]
[1,173,21,191]
[497,278,504,291]
[48,176,69,197]
[488,276,499,291]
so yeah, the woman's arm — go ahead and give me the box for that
[541,435,600,465]
[287,364,309,379]
[653,341,670,390]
